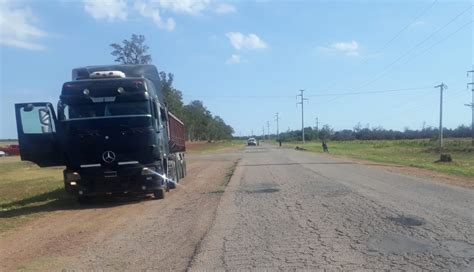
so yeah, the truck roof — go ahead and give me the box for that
[70,64,164,102]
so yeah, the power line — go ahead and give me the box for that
[186,86,433,100]
[399,20,473,67]
[372,88,438,124]
[354,5,472,90]
[372,88,466,126]
[308,86,433,97]
[316,86,433,106]
[378,0,439,51]
[317,0,439,92]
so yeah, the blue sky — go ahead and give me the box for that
[0,0,472,139]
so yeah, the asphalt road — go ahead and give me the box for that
[190,144,474,271]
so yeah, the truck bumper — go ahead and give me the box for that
[64,164,165,196]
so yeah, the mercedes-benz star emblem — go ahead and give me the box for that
[102,151,116,163]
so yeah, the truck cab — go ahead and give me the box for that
[15,65,186,201]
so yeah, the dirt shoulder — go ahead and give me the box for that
[0,151,242,271]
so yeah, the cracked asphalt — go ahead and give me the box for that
[190,144,474,271]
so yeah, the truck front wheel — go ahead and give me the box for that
[153,188,165,199]
[182,160,187,177]
[167,160,178,189]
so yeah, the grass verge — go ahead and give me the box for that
[0,157,75,233]
[283,138,474,178]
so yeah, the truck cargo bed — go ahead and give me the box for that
[168,112,186,153]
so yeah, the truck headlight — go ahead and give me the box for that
[66,172,81,181]
[141,166,157,176]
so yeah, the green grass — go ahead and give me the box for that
[284,138,474,178]
[0,157,75,233]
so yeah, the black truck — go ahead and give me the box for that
[14,65,186,202]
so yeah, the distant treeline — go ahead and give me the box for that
[160,73,234,141]
[274,123,472,142]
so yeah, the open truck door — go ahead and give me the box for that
[15,102,64,167]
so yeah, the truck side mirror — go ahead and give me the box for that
[38,108,53,133]
[38,108,51,126]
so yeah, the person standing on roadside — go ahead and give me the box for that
[322,141,329,152]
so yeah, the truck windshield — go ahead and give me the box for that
[61,101,151,120]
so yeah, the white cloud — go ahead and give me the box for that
[81,0,234,31]
[226,32,267,50]
[155,0,211,15]
[84,0,127,21]
[332,41,359,51]
[134,1,175,31]
[226,54,241,64]
[317,40,360,57]
[215,3,236,14]
[0,0,48,50]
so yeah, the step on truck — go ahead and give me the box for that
[14,65,186,202]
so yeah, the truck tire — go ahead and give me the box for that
[176,160,181,179]
[153,188,165,199]
[178,162,183,179]
[182,160,187,177]
[168,180,176,189]
[174,158,180,183]
[167,160,177,189]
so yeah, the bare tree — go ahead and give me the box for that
[110,34,152,64]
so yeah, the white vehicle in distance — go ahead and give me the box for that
[247,138,257,146]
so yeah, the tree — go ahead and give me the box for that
[183,101,212,141]
[182,101,234,141]
[319,125,334,141]
[110,34,152,64]
[159,72,184,118]
[208,116,234,140]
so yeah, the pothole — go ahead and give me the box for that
[388,215,425,227]
[368,233,433,254]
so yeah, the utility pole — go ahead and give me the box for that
[266,121,270,140]
[315,117,319,140]
[262,126,265,140]
[467,69,474,146]
[251,129,254,137]
[434,83,448,150]
[275,113,280,141]
[296,89,308,144]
